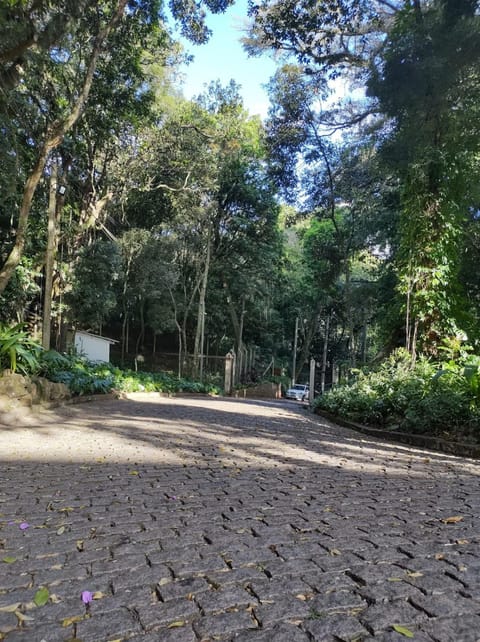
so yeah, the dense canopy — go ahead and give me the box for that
[1,0,480,399]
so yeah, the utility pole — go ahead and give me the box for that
[292,316,299,385]
[320,313,330,394]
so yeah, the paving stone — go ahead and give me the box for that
[302,613,370,641]
[358,579,424,604]
[206,566,267,588]
[409,591,476,617]
[192,609,257,639]
[404,570,467,595]
[248,575,313,602]
[136,596,200,630]
[360,600,428,635]
[0,611,17,635]
[128,626,198,642]
[253,595,312,627]
[302,570,357,593]
[157,577,210,601]
[74,607,142,641]
[309,589,367,615]
[421,613,480,641]
[3,624,73,641]
[264,557,322,577]
[195,586,257,614]
[362,632,434,642]
[232,621,310,641]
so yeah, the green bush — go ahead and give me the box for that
[39,351,221,397]
[313,348,480,440]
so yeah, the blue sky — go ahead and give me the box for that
[175,0,278,119]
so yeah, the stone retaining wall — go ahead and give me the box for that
[0,371,70,425]
[234,382,282,399]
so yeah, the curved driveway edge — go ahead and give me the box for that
[1,394,479,641]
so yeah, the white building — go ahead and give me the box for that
[74,331,117,363]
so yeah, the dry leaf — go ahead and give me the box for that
[456,539,469,545]
[168,620,185,628]
[15,611,34,622]
[405,571,423,578]
[0,603,21,613]
[441,515,464,524]
[435,553,445,560]
[295,593,314,601]
[329,548,341,556]
[62,614,89,627]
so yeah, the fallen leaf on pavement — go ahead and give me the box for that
[168,621,186,628]
[15,611,34,622]
[0,603,21,613]
[34,587,50,607]
[62,614,89,627]
[392,624,414,637]
[441,516,463,524]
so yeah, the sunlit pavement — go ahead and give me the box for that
[1,394,480,641]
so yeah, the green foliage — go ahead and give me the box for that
[66,239,122,331]
[0,323,42,374]
[39,351,221,396]
[314,348,480,441]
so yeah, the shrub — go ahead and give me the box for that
[39,351,221,397]
[313,348,480,440]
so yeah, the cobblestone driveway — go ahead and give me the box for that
[1,394,480,641]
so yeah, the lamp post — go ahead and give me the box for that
[292,316,299,385]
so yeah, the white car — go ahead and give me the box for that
[285,383,309,401]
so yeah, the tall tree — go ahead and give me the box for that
[368,0,480,354]
[0,0,235,296]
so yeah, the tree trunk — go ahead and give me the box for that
[344,258,356,367]
[135,299,145,356]
[41,159,59,350]
[193,232,211,380]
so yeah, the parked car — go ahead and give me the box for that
[285,383,309,401]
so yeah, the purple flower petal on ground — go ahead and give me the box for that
[19,522,29,530]
[81,590,94,604]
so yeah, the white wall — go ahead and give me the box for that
[74,332,112,363]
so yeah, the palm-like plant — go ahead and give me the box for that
[0,324,42,374]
